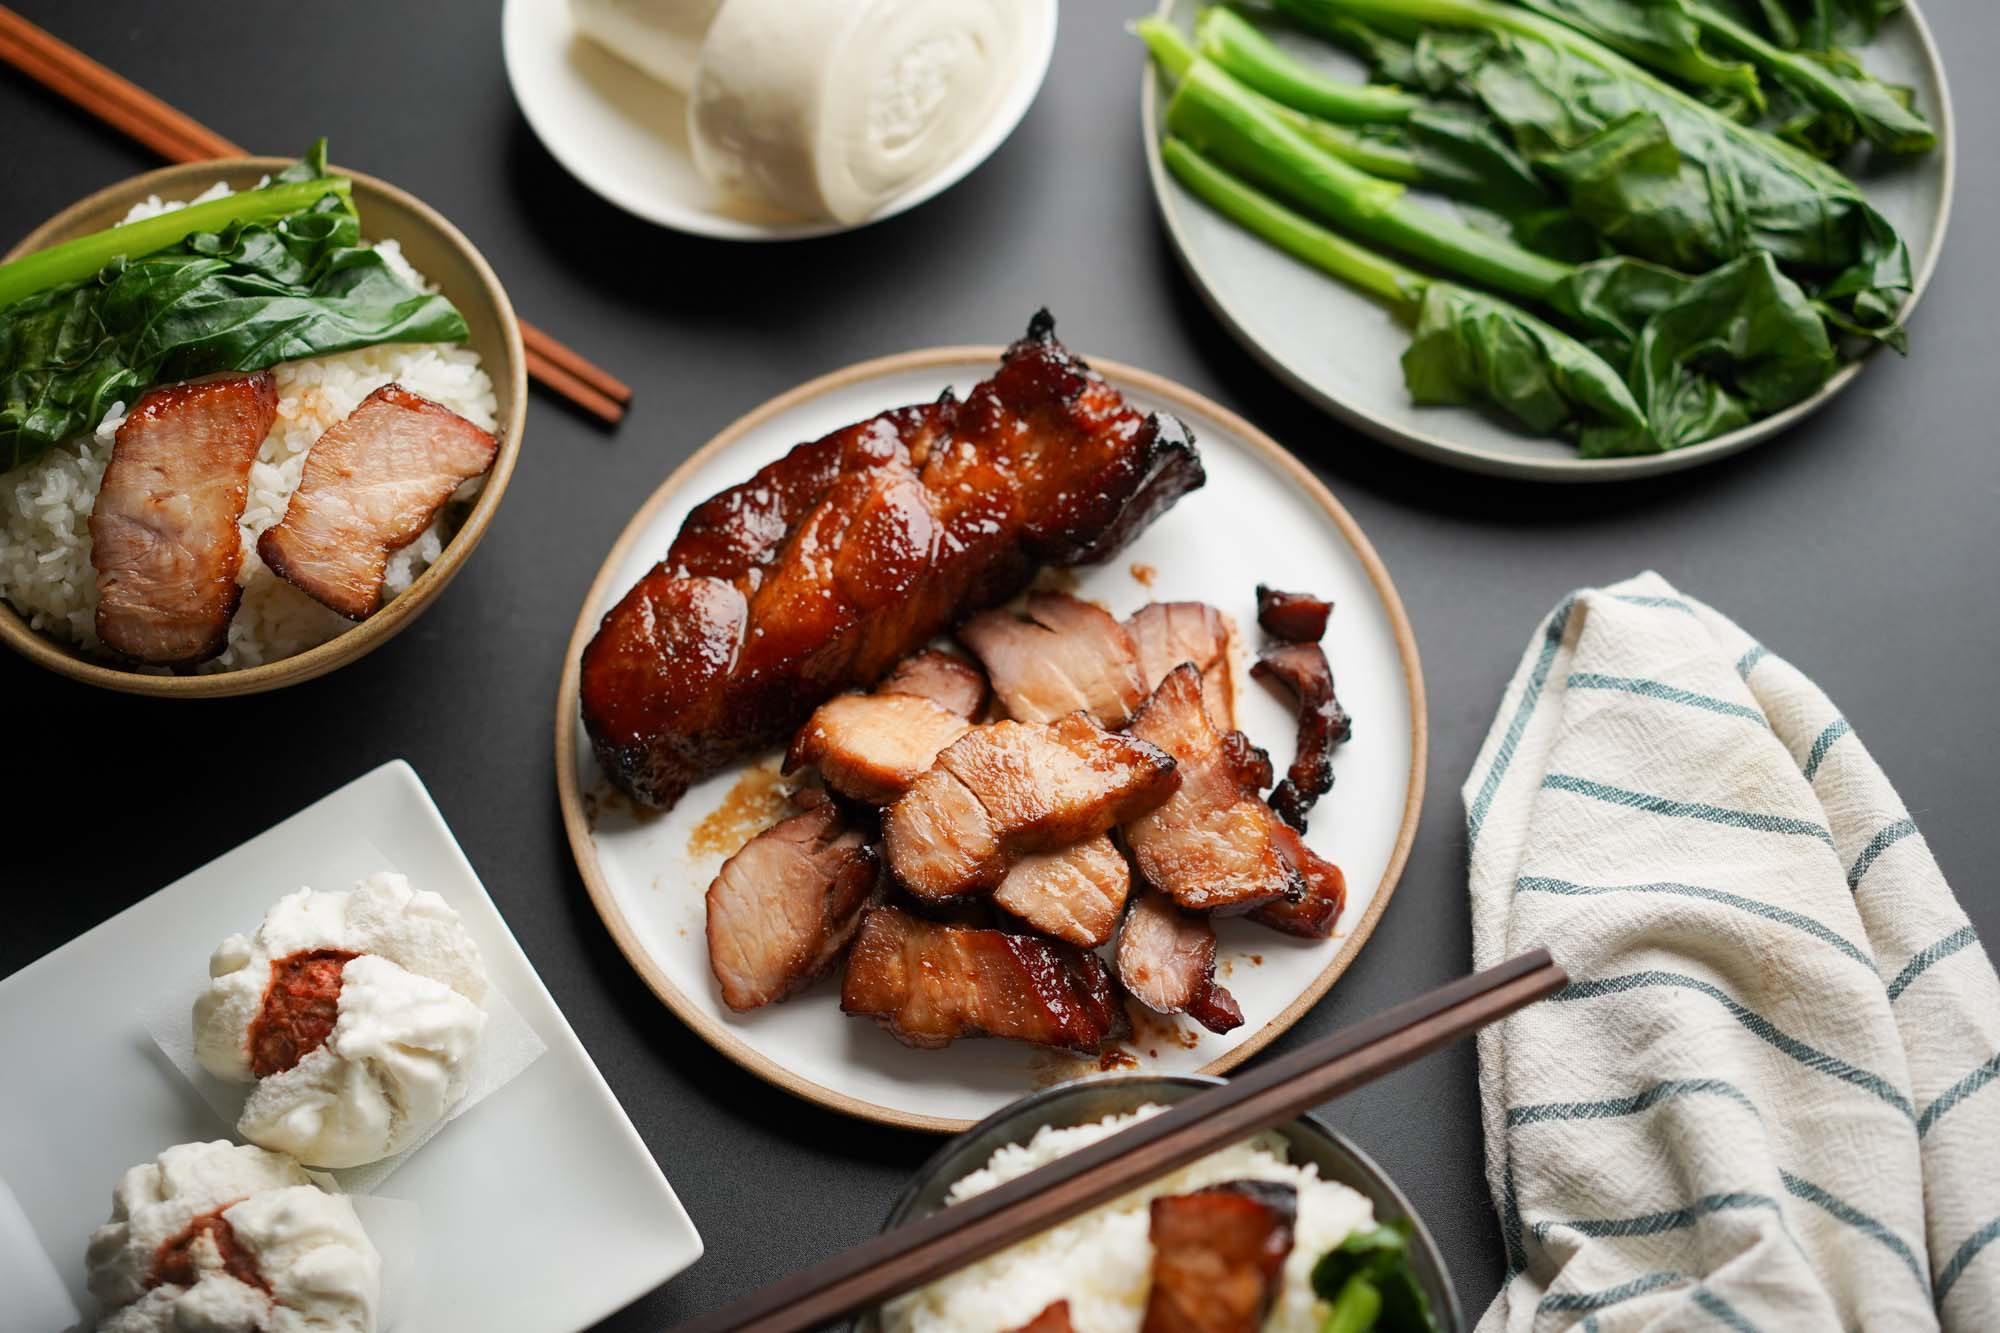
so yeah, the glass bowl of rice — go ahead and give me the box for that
[0,157,526,697]
[864,1073,1464,1333]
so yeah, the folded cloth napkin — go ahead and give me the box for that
[1463,572,2000,1332]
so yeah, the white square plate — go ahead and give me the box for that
[0,759,702,1332]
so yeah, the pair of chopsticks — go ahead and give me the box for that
[0,5,632,426]
[673,948,1566,1333]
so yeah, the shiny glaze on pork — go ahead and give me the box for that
[839,906,1126,1053]
[580,313,1204,809]
[705,803,878,1010]
[257,383,496,620]
[1252,825,1348,939]
[960,592,1145,726]
[1252,642,1353,832]
[1254,584,1331,644]
[1115,890,1243,1035]
[1141,1182,1298,1333]
[992,834,1132,948]
[89,372,277,663]
[1123,666,1303,915]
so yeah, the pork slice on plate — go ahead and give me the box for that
[1251,642,1353,833]
[257,383,496,621]
[1123,665,1303,915]
[839,906,1126,1054]
[883,715,1179,898]
[1142,1182,1298,1333]
[705,803,878,1011]
[960,592,1146,726]
[786,692,973,804]
[1126,601,1235,730]
[991,834,1131,948]
[1007,1303,1075,1333]
[1251,824,1348,940]
[1115,890,1243,1035]
[89,371,278,664]
[877,648,989,719]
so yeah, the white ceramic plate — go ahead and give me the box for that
[555,344,1427,1133]
[0,761,702,1333]
[502,0,1059,239]
[1141,0,1956,480]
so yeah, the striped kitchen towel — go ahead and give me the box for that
[1464,572,2000,1332]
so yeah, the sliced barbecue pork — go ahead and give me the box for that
[787,693,973,804]
[992,835,1131,948]
[1254,585,1331,643]
[884,715,1178,899]
[1123,666,1303,915]
[1125,601,1235,730]
[959,592,1146,726]
[1142,1182,1298,1333]
[581,313,1204,809]
[1252,826,1348,939]
[89,372,278,664]
[705,804,878,1011]
[839,906,1126,1053]
[257,383,497,620]
[1115,891,1244,1035]
[878,649,989,718]
[1252,643,1353,832]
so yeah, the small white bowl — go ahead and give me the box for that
[502,0,1059,240]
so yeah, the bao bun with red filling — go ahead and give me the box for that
[193,873,489,1169]
[86,1140,379,1332]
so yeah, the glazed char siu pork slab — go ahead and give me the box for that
[257,383,497,620]
[959,592,1146,726]
[89,372,278,664]
[1126,601,1235,729]
[839,906,1126,1054]
[1142,1182,1298,1333]
[705,803,878,1011]
[580,313,1204,809]
[1253,642,1353,832]
[991,834,1132,948]
[1115,890,1244,1035]
[884,714,1179,899]
[1123,665,1304,915]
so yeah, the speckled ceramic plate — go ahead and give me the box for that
[1140,0,1955,480]
[554,344,1427,1133]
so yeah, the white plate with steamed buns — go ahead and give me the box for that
[0,761,701,1333]
[503,0,1059,239]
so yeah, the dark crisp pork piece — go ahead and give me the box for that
[960,592,1146,726]
[992,835,1131,948]
[1252,825,1348,939]
[581,313,1204,809]
[878,649,989,719]
[1123,666,1303,915]
[786,693,973,804]
[839,906,1126,1053]
[1125,601,1235,730]
[256,384,497,620]
[705,804,878,1011]
[89,371,278,664]
[884,715,1178,899]
[1142,1182,1298,1333]
[1221,730,1274,792]
[1115,891,1244,1035]
[1008,1302,1075,1333]
[1254,585,1331,643]
[1252,643,1354,832]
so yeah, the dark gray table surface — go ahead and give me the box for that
[4,2,1995,1328]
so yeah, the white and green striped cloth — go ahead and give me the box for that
[1465,572,1999,1332]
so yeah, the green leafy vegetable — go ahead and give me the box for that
[1275,0,1913,341]
[0,140,468,470]
[1311,1221,1437,1332]
[1197,7,1422,123]
[1511,0,1765,100]
[1161,136,1652,451]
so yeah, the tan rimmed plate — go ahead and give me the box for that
[554,345,1427,1133]
[0,158,528,695]
[1141,0,1954,481]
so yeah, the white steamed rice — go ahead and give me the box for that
[882,1106,1377,1333]
[0,184,498,672]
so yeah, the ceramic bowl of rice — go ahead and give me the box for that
[0,158,526,696]
[865,1074,1463,1333]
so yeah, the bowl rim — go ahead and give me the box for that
[868,1071,1466,1333]
[0,156,528,696]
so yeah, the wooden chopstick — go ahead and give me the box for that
[0,5,632,424]
[672,948,1566,1333]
